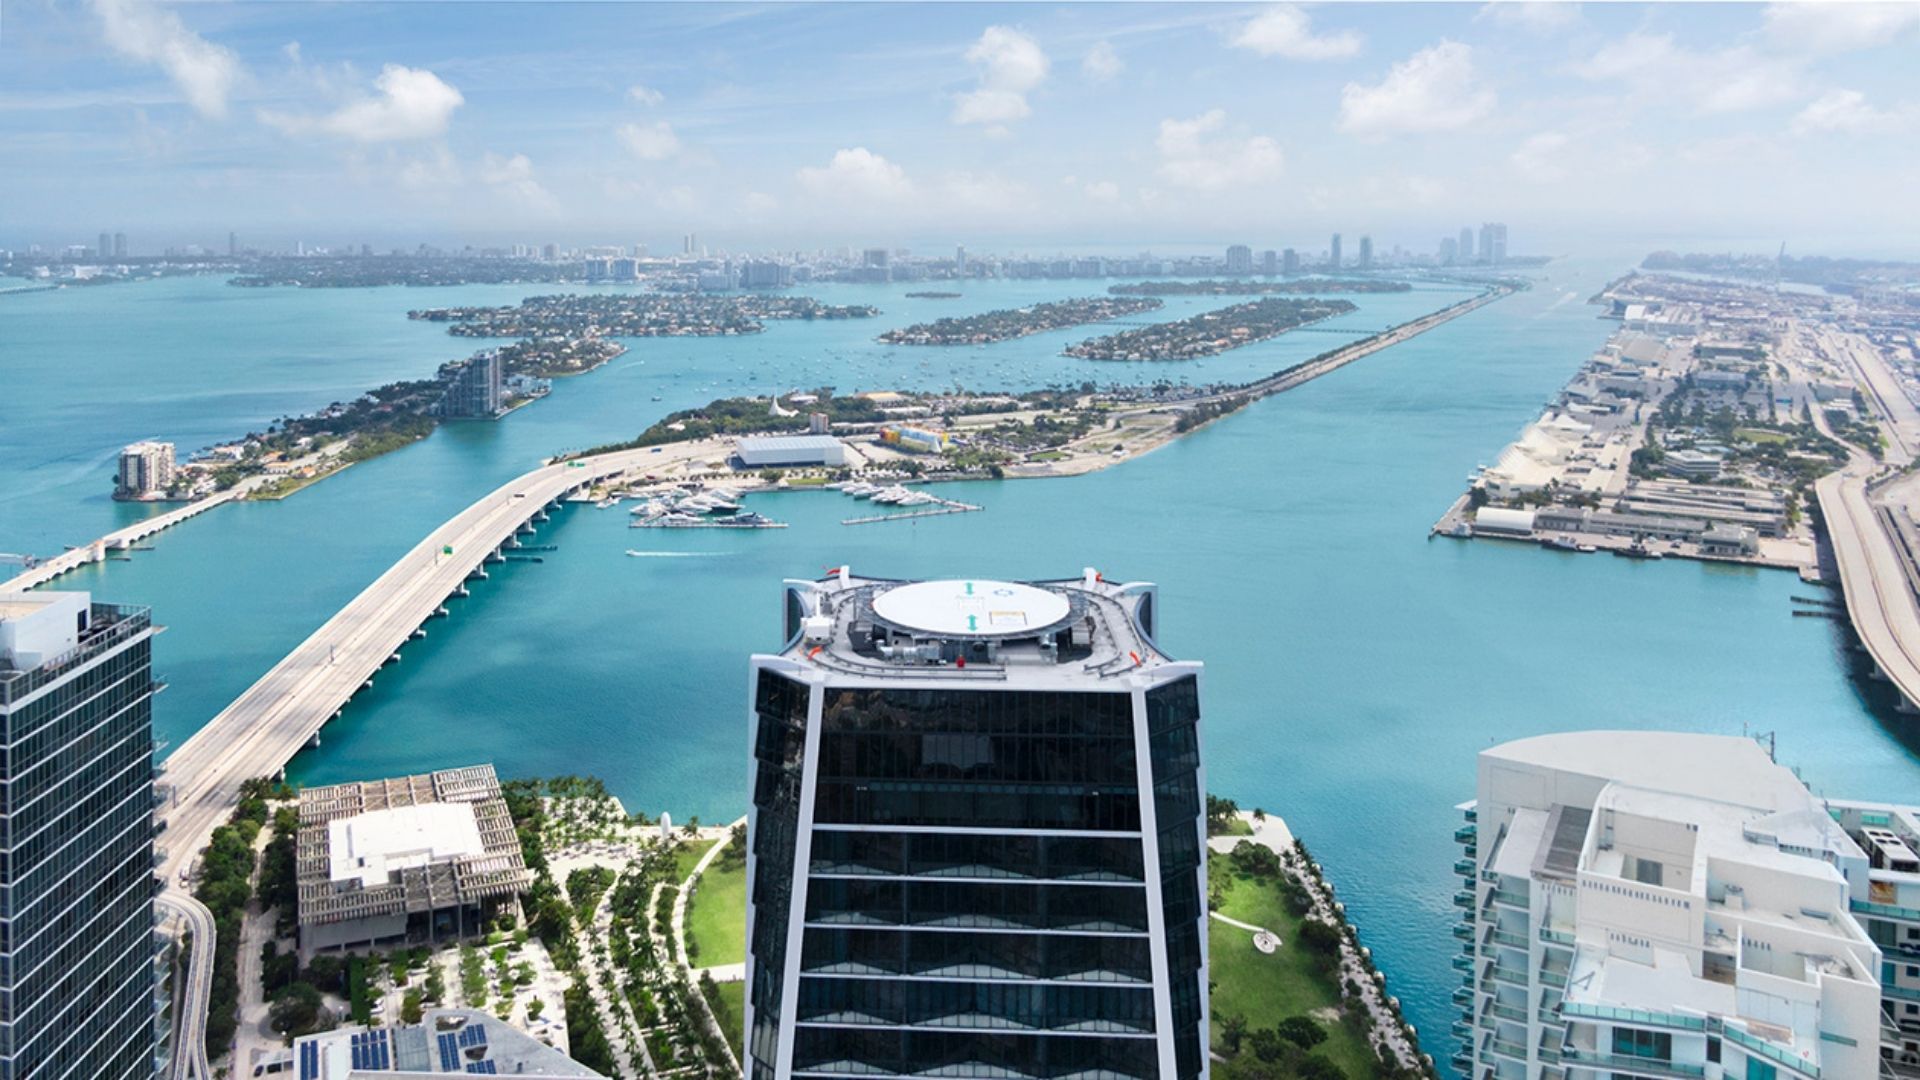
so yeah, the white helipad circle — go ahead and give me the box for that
[871,579,1069,637]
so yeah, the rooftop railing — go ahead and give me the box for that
[0,603,151,705]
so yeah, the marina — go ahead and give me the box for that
[841,499,984,525]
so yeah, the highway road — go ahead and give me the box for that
[156,891,215,1080]
[1812,327,1920,713]
[150,442,737,1068]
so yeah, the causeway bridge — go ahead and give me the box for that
[2,489,240,592]
[154,448,659,886]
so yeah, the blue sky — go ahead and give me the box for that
[5,1,1920,256]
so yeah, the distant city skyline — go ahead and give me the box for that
[5,2,1920,255]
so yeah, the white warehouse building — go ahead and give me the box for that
[734,434,845,468]
[1453,731,1888,1080]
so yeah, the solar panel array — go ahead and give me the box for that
[457,1023,488,1049]
[437,1031,461,1071]
[464,1063,498,1075]
[349,1030,392,1071]
[298,1041,320,1080]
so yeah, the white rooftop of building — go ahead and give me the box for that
[1484,730,1814,813]
[328,802,487,889]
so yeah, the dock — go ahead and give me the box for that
[843,500,983,525]
[630,519,787,529]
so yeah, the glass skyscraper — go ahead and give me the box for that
[745,570,1206,1080]
[0,591,160,1080]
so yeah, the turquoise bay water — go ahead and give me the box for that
[11,267,1919,1072]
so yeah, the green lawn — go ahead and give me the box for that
[1735,427,1790,445]
[713,980,746,1060]
[686,856,747,968]
[1209,854,1380,1079]
[671,838,718,884]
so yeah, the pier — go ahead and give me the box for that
[842,499,983,525]
[2,488,240,591]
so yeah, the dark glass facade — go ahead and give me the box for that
[749,675,1206,1079]
[747,671,811,1080]
[0,605,159,1080]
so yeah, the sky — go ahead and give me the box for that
[5,1,1920,257]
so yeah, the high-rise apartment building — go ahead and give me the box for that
[1454,732,1887,1080]
[99,232,112,260]
[437,351,504,419]
[0,591,160,1080]
[1825,800,1920,1073]
[1260,249,1278,275]
[115,441,175,499]
[1329,233,1342,269]
[746,570,1208,1080]
[1439,236,1459,264]
[1459,226,1475,261]
[1282,248,1300,274]
[1479,222,1508,266]
[1358,236,1373,270]
[1224,244,1253,274]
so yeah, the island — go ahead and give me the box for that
[1109,279,1412,296]
[1064,297,1357,361]
[410,292,878,339]
[231,255,582,289]
[876,296,1163,346]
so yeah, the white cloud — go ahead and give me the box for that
[480,152,559,216]
[1083,179,1122,203]
[91,0,242,118]
[394,146,461,190]
[1082,41,1124,83]
[796,147,913,201]
[1575,33,1802,114]
[941,172,1027,211]
[1231,4,1363,61]
[1155,109,1284,191]
[617,120,682,161]
[1339,41,1494,136]
[952,26,1049,129]
[1475,2,1581,32]
[627,84,665,106]
[1510,131,1570,181]
[262,64,464,142]
[1763,2,1920,54]
[1791,88,1904,135]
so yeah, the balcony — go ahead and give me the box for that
[1487,1001,1527,1024]
[1456,858,1478,877]
[1723,1024,1821,1079]
[1456,824,1478,844]
[1539,967,1569,989]
[1557,1003,1705,1032]
[1452,987,1474,1008]
[1454,922,1476,941]
[1485,1036,1528,1062]
[1464,807,1477,822]
[1854,897,1920,923]
[1488,963,1529,988]
[1490,887,1531,910]
[1486,927,1529,949]
[1454,890,1477,909]
[1540,926,1575,946]
[1453,955,1477,973]
[1558,1048,1705,1078]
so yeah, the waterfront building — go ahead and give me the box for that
[1440,236,1459,264]
[115,232,127,258]
[734,434,846,468]
[1459,226,1475,261]
[1225,244,1253,275]
[0,590,160,1080]
[1329,233,1342,269]
[879,425,950,453]
[277,1008,600,1077]
[437,350,504,419]
[1282,248,1301,274]
[1824,800,1920,1073]
[742,260,794,288]
[1453,731,1886,1080]
[116,439,175,498]
[1358,236,1373,270]
[1260,249,1278,275]
[294,765,532,955]
[542,242,559,260]
[745,570,1208,1080]
[1480,222,1508,266]
[99,231,112,259]
[955,245,967,272]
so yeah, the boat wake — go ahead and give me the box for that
[624,550,734,558]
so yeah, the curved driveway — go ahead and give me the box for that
[157,891,216,1080]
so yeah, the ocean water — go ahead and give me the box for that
[11,266,1919,1072]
